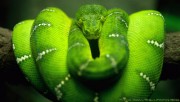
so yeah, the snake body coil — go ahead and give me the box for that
[12,4,164,102]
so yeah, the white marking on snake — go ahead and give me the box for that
[78,60,91,76]
[16,54,32,64]
[17,21,25,25]
[36,48,57,61]
[108,12,122,17]
[41,8,55,12]
[147,40,164,49]
[121,19,128,28]
[108,11,128,28]
[70,28,79,33]
[32,22,51,33]
[12,44,15,50]
[139,72,155,91]
[93,93,99,102]
[147,12,164,20]
[109,33,120,38]
[13,22,25,29]
[106,54,118,73]
[68,42,85,51]
[55,74,71,101]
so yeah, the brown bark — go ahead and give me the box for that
[161,32,180,80]
[0,27,180,82]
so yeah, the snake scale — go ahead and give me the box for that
[12,4,165,102]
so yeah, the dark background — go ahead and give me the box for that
[1,0,180,32]
[0,0,180,101]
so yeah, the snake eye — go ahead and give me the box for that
[100,16,105,22]
[78,19,83,24]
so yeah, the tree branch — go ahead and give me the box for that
[161,32,180,80]
[0,27,180,83]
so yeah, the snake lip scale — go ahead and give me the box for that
[12,4,165,102]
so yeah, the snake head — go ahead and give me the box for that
[75,4,107,39]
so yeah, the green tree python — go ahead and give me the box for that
[12,4,165,102]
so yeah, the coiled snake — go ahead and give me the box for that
[12,4,165,102]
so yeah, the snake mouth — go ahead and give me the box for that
[88,39,100,59]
